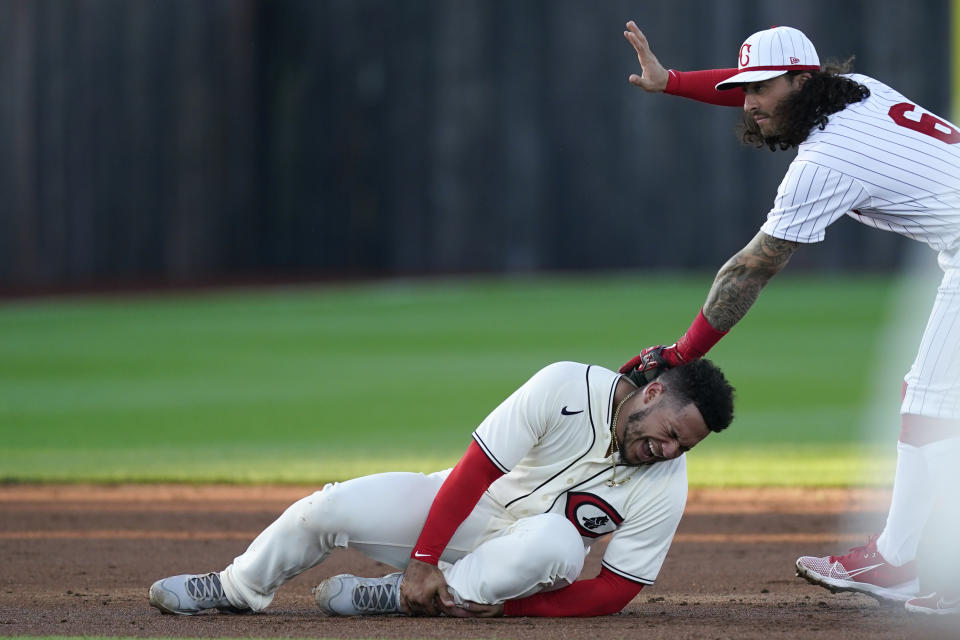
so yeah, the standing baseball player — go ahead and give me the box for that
[621,21,960,616]
[149,359,734,617]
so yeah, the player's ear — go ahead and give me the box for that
[795,72,812,88]
[643,381,664,403]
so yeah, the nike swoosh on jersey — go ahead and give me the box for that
[413,551,431,558]
[561,406,584,415]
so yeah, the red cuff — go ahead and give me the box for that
[664,68,745,107]
[409,440,504,565]
[502,567,644,617]
[675,309,728,361]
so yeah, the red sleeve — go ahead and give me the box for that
[502,567,644,617]
[409,440,505,565]
[664,68,745,107]
[675,308,729,361]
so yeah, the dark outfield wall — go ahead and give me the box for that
[0,0,949,288]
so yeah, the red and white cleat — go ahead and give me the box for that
[795,535,919,602]
[905,590,960,616]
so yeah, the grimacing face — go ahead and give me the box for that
[616,383,711,466]
[742,73,809,137]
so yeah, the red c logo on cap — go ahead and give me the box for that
[739,43,751,67]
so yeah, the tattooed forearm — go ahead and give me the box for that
[704,260,772,331]
[703,231,800,331]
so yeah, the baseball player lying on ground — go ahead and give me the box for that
[149,359,734,617]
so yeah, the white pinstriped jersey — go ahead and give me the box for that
[472,361,688,585]
[760,74,960,252]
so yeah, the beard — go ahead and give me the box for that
[738,110,784,149]
[619,405,654,466]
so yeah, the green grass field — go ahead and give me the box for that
[0,272,925,486]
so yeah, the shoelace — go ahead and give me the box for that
[185,573,226,604]
[831,534,880,564]
[352,580,398,613]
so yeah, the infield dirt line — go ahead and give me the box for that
[0,529,870,544]
[0,485,893,514]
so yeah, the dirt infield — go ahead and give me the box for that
[1,484,957,640]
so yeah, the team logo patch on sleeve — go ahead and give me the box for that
[565,492,623,538]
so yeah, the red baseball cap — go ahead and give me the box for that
[715,26,820,90]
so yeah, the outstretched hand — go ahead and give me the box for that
[623,21,669,92]
[399,559,455,616]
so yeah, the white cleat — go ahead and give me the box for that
[794,536,919,603]
[905,591,960,616]
[313,572,403,616]
[149,572,250,615]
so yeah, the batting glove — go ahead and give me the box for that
[619,344,683,385]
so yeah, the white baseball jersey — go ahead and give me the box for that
[761,74,960,253]
[473,361,688,585]
[759,74,960,419]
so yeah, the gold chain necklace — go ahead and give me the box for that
[607,389,639,487]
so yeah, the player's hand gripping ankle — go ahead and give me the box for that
[400,559,455,616]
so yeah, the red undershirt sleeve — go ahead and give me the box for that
[664,68,745,107]
[409,440,505,565]
[502,567,644,617]
[675,308,729,361]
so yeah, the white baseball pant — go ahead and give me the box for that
[902,244,960,419]
[878,243,960,566]
[219,470,587,611]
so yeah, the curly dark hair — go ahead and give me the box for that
[657,359,735,433]
[737,57,870,151]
